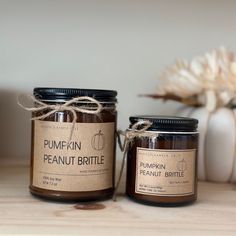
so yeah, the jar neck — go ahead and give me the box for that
[127,129,198,134]
[34,100,116,113]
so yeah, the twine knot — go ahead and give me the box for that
[113,120,153,201]
[54,104,64,111]
[118,120,153,151]
[18,95,103,122]
[18,94,104,141]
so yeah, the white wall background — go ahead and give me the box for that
[0,0,236,163]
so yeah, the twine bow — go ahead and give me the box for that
[113,120,153,201]
[18,95,103,141]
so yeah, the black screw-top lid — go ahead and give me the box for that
[34,87,117,103]
[129,116,198,132]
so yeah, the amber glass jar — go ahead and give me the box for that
[126,116,198,206]
[30,88,117,201]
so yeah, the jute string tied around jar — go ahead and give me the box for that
[18,94,104,141]
[113,120,160,201]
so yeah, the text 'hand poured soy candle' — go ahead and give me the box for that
[29,88,117,201]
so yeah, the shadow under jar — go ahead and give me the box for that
[126,116,199,206]
[30,88,117,201]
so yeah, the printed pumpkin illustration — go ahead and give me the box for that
[91,130,105,150]
[177,159,187,172]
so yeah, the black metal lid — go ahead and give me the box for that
[129,115,198,132]
[34,87,117,103]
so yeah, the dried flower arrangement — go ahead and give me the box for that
[147,47,236,112]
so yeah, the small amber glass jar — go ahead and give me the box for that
[30,87,117,201]
[126,116,199,206]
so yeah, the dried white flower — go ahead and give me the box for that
[156,47,236,109]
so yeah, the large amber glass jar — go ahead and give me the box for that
[30,88,117,201]
[126,116,199,206]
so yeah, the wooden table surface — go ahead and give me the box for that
[1,165,236,236]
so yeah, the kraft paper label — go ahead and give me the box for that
[32,120,115,192]
[135,148,196,196]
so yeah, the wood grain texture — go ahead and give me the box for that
[1,165,236,236]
